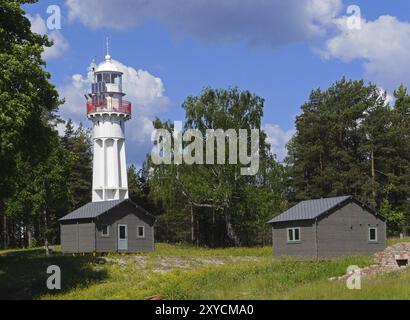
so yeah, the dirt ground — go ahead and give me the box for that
[100,255,263,273]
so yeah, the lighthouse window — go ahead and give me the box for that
[103,73,111,83]
[97,74,102,82]
[112,74,119,84]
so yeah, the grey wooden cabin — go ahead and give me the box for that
[59,199,155,253]
[268,196,386,259]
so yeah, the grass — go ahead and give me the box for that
[137,256,374,300]
[0,242,409,300]
[147,243,272,257]
[388,237,410,246]
[283,270,410,299]
[0,247,106,300]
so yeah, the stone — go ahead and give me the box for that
[334,242,410,281]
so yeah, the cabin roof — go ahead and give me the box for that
[59,199,154,222]
[268,195,356,224]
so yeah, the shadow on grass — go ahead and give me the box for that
[0,249,107,300]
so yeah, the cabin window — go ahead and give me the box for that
[369,227,378,242]
[137,226,145,238]
[102,225,110,237]
[287,227,300,242]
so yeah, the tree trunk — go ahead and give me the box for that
[28,225,33,248]
[196,213,200,248]
[44,208,49,255]
[190,205,195,246]
[223,209,241,246]
[0,200,6,249]
[371,150,377,204]
[3,215,7,249]
[212,207,216,248]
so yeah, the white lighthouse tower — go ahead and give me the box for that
[87,44,131,202]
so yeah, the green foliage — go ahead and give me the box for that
[0,0,60,198]
[147,88,286,246]
[3,120,92,247]
[62,121,93,210]
[286,77,410,233]
[0,0,63,248]
[380,199,406,233]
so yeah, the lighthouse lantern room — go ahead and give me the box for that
[86,46,131,202]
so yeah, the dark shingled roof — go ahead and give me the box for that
[59,199,154,221]
[268,195,352,224]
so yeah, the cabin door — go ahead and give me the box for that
[117,224,128,251]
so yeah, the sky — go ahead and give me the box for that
[23,0,410,166]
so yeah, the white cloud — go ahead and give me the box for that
[27,14,69,60]
[263,124,295,162]
[66,0,342,48]
[58,59,170,165]
[321,15,410,91]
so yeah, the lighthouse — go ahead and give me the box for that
[59,43,156,254]
[86,48,131,202]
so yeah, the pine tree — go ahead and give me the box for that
[62,122,93,210]
[286,78,410,234]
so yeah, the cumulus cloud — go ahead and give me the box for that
[321,15,410,91]
[58,59,170,164]
[27,14,69,60]
[263,124,295,162]
[66,0,342,48]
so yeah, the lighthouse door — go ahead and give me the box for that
[117,224,128,251]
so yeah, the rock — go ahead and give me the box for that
[145,295,163,300]
[95,257,106,264]
[332,242,410,281]
[118,258,128,266]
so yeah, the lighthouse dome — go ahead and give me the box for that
[96,55,121,73]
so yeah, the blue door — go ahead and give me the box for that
[117,224,128,251]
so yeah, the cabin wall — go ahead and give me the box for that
[95,202,154,252]
[272,220,316,257]
[317,201,386,258]
[60,220,96,253]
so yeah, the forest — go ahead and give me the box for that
[1,1,409,249]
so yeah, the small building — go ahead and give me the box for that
[59,199,155,253]
[268,196,387,258]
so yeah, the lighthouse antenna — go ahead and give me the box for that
[106,37,110,56]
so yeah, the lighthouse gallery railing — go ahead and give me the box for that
[87,100,132,115]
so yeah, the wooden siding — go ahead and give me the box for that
[272,220,316,257]
[95,202,154,253]
[60,221,95,253]
[317,201,386,258]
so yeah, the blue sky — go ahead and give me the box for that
[24,0,410,166]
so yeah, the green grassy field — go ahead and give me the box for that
[0,243,409,300]
[388,237,410,246]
